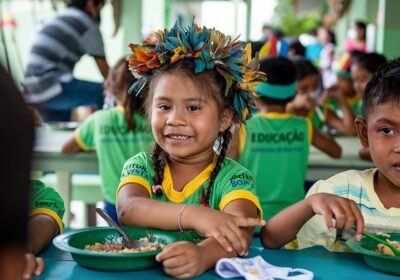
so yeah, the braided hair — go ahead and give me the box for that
[146,59,233,203]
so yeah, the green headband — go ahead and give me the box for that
[255,82,297,99]
[336,70,352,79]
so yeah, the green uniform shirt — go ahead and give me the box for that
[328,94,362,117]
[309,103,328,130]
[117,152,262,241]
[30,180,65,233]
[75,106,153,204]
[238,112,312,221]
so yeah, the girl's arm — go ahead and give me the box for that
[61,136,81,154]
[117,184,265,254]
[311,125,342,158]
[261,193,364,248]
[155,199,258,278]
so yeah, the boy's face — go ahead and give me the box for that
[351,64,372,98]
[336,75,356,97]
[297,74,320,97]
[355,101,400,188]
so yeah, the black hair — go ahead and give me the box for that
[68,0,104,10]
[288,40,306,57]
[362,59,400,118]
[257,56,296,105]
[0,66,33,249]
[146,59,232,205]
[293,58,319,81]
[112,58,145,131]
[327,29,336,46]
[352,52,387,74]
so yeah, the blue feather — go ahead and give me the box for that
[194,59,206,73]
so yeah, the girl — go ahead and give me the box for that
[287,58,355,135]
[62,58,153,223]
[117,22,266,278]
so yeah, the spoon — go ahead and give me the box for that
[95,208,149,249]
[353,226,400,256]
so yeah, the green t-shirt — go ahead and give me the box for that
[238,112,312,221]
[76,106,154,204]
[117,152,262,241]
[328,94,362,117]
[309,103,328,130]
[30,180,65,233]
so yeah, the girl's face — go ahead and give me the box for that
[351,64,372,97]
[356,101,400,190]
[336,75,356,97]
[150,73,231,162]
[297,74,320,97]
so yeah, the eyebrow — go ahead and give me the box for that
[375,117,399,126]
[154,96,209,103]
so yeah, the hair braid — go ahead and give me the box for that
[202,129,232,204]
[152,143,168,196]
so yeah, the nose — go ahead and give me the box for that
[394,137,400,153]
[166,108,187,126]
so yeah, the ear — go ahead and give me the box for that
[354,117,369,148]
[219,108,234,132]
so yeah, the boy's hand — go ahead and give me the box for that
[23,253,45,279]
[307,193,364,238]
[184,206,265,256]
[156,241,207,278]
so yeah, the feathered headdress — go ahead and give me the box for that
[126,20,266,122]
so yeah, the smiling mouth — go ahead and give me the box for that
[166,134,191,141]
[393,163,400,169]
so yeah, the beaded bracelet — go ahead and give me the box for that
[178,204,189,233]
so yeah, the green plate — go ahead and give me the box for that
[53,227,183,271]
[346,233,400,275]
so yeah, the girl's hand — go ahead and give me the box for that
[23,253,45,279]
[306,193,364,238]
[184,206,265,256]
[156,241,207,278]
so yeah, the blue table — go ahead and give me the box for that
[38,238,398,280]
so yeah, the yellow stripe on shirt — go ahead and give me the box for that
[219,190,263,219]
[30,208,63,234]
[74,128,90,151]
[116,176,152,198]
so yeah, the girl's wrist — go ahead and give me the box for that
[180,204,194,231]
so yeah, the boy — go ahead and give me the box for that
[230,57,341,221]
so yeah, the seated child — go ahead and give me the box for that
[24,180,65,279]
[0,65,34,280]
[328,52,361,118]
[117,22,266,278]
[231,57,341,221]
[262,59,400,251]
[287,58,355,135]
[62,58,153,223]
[350,52,387,161]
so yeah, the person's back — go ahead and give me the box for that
[238,112,310,220]
[24,0,108,121]
[237,57,310,221]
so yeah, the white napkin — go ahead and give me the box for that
[215,256,313,280]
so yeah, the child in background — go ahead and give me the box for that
[294,59,400,252]
[231,57,341,222]
[351,52,387,98]
[351,53,387,160]
[287,58,355,135]
[23,180,65,279]
[62,58,153,223]
[117,22,266,278]
[329,52,362,117]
